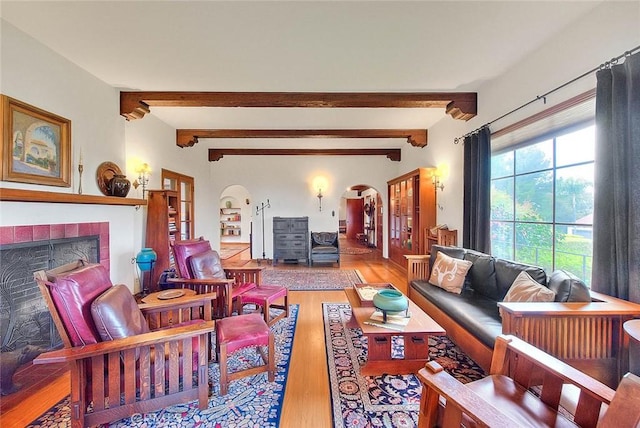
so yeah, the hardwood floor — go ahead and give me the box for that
[0,239,406,427]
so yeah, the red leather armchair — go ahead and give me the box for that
[169,237,265,317]
[33,260,216,428]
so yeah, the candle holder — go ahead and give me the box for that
[78,162,83,194]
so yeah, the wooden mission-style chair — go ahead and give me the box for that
[33,260,217,428]
[170,237,289,326]
[417,334,640,428]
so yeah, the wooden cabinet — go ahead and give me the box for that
[273,216,309,265]
[387,168,436,268]
[220,207,242,239]
[145,189,180,290]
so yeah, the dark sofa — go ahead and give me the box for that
[310,231,340,266]
[407,245,640,387]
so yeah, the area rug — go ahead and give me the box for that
[323,303,486,428]
[262,269,364,291]
[340,246,373,255]
[219,243,250,259]
[28,305,299,428]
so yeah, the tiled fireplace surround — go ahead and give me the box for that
[0,222,110,269]
[0,222,111,396]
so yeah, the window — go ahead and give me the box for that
[161,169,194,240]
[490,124,594,284]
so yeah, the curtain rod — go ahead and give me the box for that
[453,44,640,144]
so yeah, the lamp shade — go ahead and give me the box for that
[136,247,157,272]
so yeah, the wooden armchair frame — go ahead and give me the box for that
[406,254,640,387]
[167,266,264,318]
[33,261,218,428]
[418,334,640,428]
[168,237,265,318]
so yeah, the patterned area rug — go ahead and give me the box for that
[28,305,299,427]
[262,269,364,291]
[323,303,486,428]
[340,247,373,255]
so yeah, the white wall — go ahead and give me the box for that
[208,155,396,258]
[0,21,142,288]
[425,2,640,237]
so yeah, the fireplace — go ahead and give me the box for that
[0,222,109,355]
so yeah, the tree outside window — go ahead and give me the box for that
[490,124,594,284]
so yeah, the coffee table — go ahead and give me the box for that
[344,285,445,376]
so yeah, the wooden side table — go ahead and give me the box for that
[140,289,198,328]
[624,319,640,375]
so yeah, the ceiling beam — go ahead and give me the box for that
[208,148,401,162]
[177,129,427,148]
[120,91,477,121]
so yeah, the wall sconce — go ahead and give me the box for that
[432,164,448,192]
[133,162,151,198]
[433,173,444,192]
[317,187,324,211]
[312,176,328,212]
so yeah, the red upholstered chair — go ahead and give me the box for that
[33,260,216,428]
[170,238,286,321]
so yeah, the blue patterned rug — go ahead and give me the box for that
[28,305,298,427]
[323,303,486,428]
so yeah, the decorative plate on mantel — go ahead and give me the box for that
[96,161,123,196]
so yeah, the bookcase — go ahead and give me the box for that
[387,168,436,268]
[145,189,180,290]
[220,207,242,240]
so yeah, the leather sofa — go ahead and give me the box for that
[309,231,340,266]
[407,245,640,387]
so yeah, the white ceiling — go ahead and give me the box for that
[0,1,602,149]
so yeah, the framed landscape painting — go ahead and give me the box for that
[1,95,71,187]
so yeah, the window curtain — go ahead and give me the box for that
[592,51,640,302]
[462,127,491,253]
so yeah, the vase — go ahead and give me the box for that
[372,289,409,313]
[136,247,157,272]
[107,174,131,197]
[225,200,232,208]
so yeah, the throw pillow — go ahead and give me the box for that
[429,251,473,294]
[503,271,556,304]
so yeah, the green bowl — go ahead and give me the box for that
[372,289,408,313]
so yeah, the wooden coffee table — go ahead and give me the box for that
[344,285,445,376]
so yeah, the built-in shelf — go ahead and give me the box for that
[0,188,146,206]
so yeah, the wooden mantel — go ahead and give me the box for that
[177,129,427,148]
[120,91,477,121]
[0,188,146,206]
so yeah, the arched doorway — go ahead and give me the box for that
[339,184,383,254]
[219,185,252,261]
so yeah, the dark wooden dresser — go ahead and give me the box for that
[273,216,309,265]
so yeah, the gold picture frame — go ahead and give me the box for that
[1,95,71,187]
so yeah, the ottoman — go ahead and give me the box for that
[239,284,289,326]
[215,313,274,395]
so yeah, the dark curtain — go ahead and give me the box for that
[462,127,491,253]
[592,52,640,302]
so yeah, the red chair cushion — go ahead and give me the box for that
[171,239,212,278]
[46,263,113,346]
[241,285,287,304]
[216,313,270,354]
[91,284,150,341]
